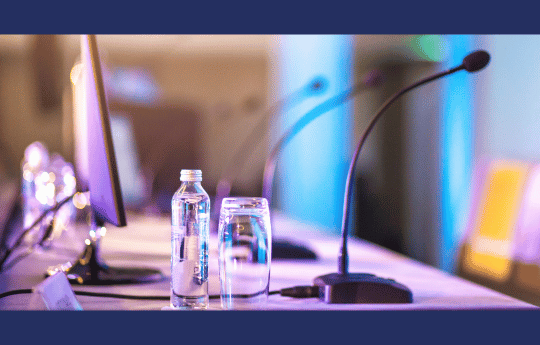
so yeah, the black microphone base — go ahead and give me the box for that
[313,273,413,304]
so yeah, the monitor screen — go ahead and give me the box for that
[81,34,126,227]
[54,35,162,285]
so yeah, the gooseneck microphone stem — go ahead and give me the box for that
[338,65,464,274]
[216,80,316,196]
[213,78,327,225]
[262,71,383,205]
[338,53,490,275]
[311,50,490,304]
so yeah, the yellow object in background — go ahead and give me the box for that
[463,160,529,282]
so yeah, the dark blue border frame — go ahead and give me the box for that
[2,1,540,342]
[1,310,540,342]
[1,0,538,34]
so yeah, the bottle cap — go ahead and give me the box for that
[180,169,202,182]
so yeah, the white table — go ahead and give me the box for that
[0,211,536,311]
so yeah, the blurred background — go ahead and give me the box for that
[2,34,540,303]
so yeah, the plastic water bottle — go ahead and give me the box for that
[170,169,211,309]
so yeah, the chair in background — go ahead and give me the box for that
[457,159,540,306]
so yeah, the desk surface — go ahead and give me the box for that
[0,211,537,311]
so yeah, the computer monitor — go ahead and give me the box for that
[84,34,126,228]
[48,35,163,285]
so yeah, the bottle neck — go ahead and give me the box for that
[180,180,206,194]
[181,180,202,185]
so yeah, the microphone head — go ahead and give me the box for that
[462,50,490,73]
[308,76,328,95]
[363,69,385,87]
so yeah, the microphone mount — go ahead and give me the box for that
[314,50,490,304]
[262,69,384,205]
[211,76,328,231]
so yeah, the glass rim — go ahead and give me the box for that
[220,197,269,210]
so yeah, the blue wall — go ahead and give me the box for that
[274,35,354,234]
[440,35,475,272]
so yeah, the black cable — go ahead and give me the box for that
[73,289,285,301]
[73,290,170,301]
[0,285,318,302]
[0,288,33,299]
[0,193,78,271]
[278,285,319,298]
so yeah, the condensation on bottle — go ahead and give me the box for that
[170,169,211,309]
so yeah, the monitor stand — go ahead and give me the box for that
[46,214,164,285]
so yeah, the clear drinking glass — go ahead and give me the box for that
[218,197,272,310]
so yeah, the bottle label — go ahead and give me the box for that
[172,262,206,296]
[171,235,207,296]
[172,224,186,235]
[171,205,181,227]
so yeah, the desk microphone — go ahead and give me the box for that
[314,50,491,304]
[211,76,328,230]
[261,69,385,205]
